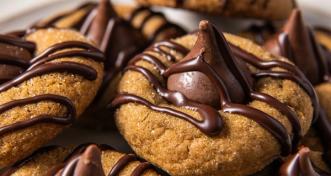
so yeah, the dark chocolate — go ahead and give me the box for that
[112,20,317,156]
[0,35,104,137]
[265,9,331,168]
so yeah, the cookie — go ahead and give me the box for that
[0,28,104,167]
[2,144,161,176]
[264,9,331,169]
[136,0,296,20]
[111,20,316,175]
[34,1,186,44]
[30,0,186,130]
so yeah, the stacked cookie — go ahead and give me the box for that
[0,0,330,175]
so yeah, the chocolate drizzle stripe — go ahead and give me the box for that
[124,65,223,135]
[229,43,319,122]
[28,50,104,70]
[250,91,301,148]
[148,22,186,42]
[138,12,164,31]
[0,62,97,92]
[29,41,104,64]
[108,154,138,176]
[129,53,167,74]
[0,34,36,52]
[147,41,189,62]
[131,162,153,176]
[112,93,224,135]
[0,54,30,68]
[0,94,75,136]
[162,51,291,154]
[128,6,186,42]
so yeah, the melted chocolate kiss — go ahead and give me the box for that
[167,20,252,106]
[57,145,105,176]
[112,20,317,156]
[279,147,328,176]
[265,9,331,168]
[264,9,328,85]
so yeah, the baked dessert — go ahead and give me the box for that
[135,0,296,20]
[28,0,187,129]
[264,9,331,172]
[34,1,186,44]
[111,19,318,175]
[1,144,161,176]
[0,28,104,167]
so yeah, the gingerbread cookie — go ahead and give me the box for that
[0,28,104,167]
[136,0,296,20]
[2,144,161,176]
[111,20,316,175]
[29,0,186,130]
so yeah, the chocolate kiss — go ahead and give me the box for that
[86,0,116,46]
[84,0,146,70]
[73,145,105,176]
[167,20,252,107]
[264,9,328,85]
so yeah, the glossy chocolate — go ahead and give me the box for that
[57,145,105,176]
[265,9,331,168]
[0,34,35,83]
[279,147,322,176]
[0,34,104,137]
[112,20,317,156]
[264,9,328,85]
[54,144,158,176]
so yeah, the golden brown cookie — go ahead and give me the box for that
[136,0,296,20]
[0,28,104,168]
[31,0,186,130]
[34,1,186,44]
[2,144,161,176]
[111,20,315,175]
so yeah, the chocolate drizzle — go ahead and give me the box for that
[0,34,36,83]
[0,34,104,137]
[128,7,186,42]
[48,144,158,176]
[264,9,328,85]
[265,9,331,168]
[111,20,318,156]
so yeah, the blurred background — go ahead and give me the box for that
[0,0,330,33]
